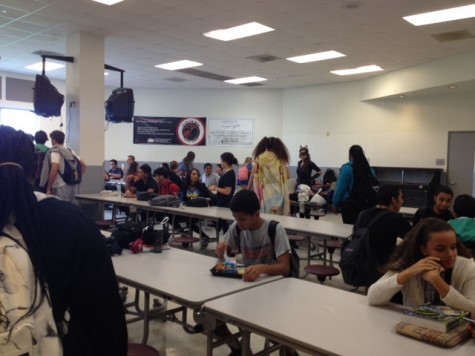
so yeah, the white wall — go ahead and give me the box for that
[104,88,283,165]
[283,82,475,168]
[3,65,475,172]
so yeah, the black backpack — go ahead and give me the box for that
[348,166,378,211]
[111,221,148,248]
[235,220,300,278]
[339,210,390,287]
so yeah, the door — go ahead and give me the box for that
[447,132,475,198]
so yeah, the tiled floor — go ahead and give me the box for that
[115,210,362,355]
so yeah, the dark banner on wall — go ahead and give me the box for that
[133,116,207,146]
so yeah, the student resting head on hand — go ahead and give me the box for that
[367,218,475,321]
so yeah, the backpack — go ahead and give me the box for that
[235,220,300,278]
[238,165,249,181]
[111,221,148,248]
[348,166,378,211]
[53,148,82,185]
[148,194,181,207]
[339,210,390,287]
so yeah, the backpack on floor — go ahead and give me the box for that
[235,220,300,278]
[339,210,390,287]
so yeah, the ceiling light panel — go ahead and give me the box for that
[330,65,383,76]
[403,4,475,26]
[25,62,65,71]
[155,60,203,71]
[204,22,274,41]
[287,50,346,63]
[92,0,124,5]
[225,76,267,84]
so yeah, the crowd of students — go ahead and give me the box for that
[3,125,475,355]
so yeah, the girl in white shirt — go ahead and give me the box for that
[368,217,475,317]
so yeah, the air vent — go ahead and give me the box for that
[247,54,281,63]
[241,82,264,87]
[165,77,187,82]
[177,68,232,81]
[32,50,64,56]
[431,30,474,42]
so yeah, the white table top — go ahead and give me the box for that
[400,206,417,216]
[77,193,352,239]
[204,278,475,356]
[112,248,281,308]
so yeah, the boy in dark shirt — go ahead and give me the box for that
[413,185,454,225]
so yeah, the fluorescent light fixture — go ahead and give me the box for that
[104,72,109,76]
[225,76,267,85]
[204,22,274,41]
[331,65,383,76]
[92,0,124,5]
[403,4,475,26]
[287,50,346,63]
[155,60,203,71]
[25,62,65,72]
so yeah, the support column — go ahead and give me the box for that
[66,32,105,195]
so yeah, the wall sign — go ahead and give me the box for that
[133,116,206,146]
[207,118,254,146]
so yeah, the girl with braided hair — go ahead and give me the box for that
[0,125,127,356]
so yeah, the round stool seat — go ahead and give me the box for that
[317,240,342,253]
[172,235,200,248]
[95,219,117,229]
[127,343,160,356]
[288,234,306,242]
[304,264,340,284]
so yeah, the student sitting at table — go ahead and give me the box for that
[215,189,293,355]
[104,158,124,181]
[153,167,181,196]
[448,194,475,256]
[412,185,454,225]
[182,168,216,249]
[124,164,157,197]
[367,218,475,317]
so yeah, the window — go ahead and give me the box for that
[0,108,38,135]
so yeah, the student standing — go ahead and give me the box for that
[40,130,87,203]
[296,145,321,187]
[251,136,290,216]
[333,144,377,224]
[209,152,237,234]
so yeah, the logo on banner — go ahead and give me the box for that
[176,118,205,145]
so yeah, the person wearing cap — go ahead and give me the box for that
[296,145,321,187]
[34,130,49,153]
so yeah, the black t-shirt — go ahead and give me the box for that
[134,177,158,193]
[413,206,453,225]
[296,160,321,186]
[216,169,236,207]
[355,207,411,265]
